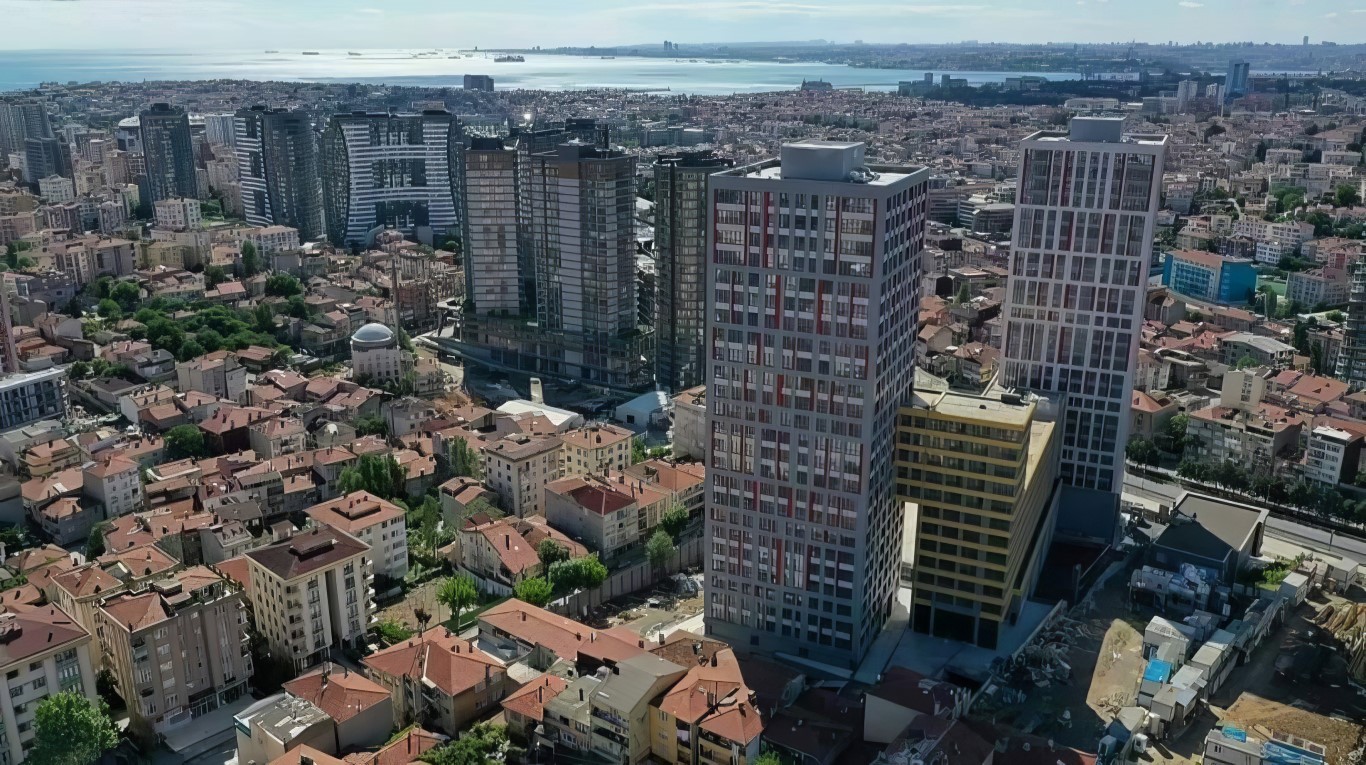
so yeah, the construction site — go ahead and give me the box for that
[967,546,1366,765]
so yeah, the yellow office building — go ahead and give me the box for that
[895,384,1059,649]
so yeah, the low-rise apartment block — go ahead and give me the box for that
[545,474,670,562]
[245,526,375,671]
[0,604,99,765]
[560,423,633,477]
[303,491,408,582]
[95,566,251,732]
[363,626,510,736]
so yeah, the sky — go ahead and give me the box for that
[1,0,1363,50]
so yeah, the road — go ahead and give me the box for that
[1122,471,1366,565]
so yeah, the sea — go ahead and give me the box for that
[0,49,1082,95]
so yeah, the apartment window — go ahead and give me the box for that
[8,686,21,698]
[31,677,44,689]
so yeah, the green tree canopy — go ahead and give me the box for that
[514,577,553,607]
[205,264,229,289]
[631,437,648,465]
[647,528,675,571]
[449,438,482,479]
[422,722,515,765]
[26,692,119,765]
[537,538,569,567]
[164,424,206,459]
[110,280,141,311]
[1126,436,1160,467]
[264,273,303,297]
[337,454,408,499]
[548,554,608,594]
[1335,184,1361,208]
[86,521,109,557]
[437,574,479,628]
[374,618,412,643]
[660,503,690,541]
[356,416,389,437]
[240,240,261,277]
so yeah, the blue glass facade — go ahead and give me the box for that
[1162,250,1256,305]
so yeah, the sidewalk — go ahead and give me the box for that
[158,695,255,761]
[852,586,912,684]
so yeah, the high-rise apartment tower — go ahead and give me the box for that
[654,150,733,393]
[703,141,928,668]
[522,143,651,390]
[234,107,324,241]
[320,110,460,248]
[139,103,199,203]
[1000,117,1167,495]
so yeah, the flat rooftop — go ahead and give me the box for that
[917,388,1037,429]
[736,163,919,187]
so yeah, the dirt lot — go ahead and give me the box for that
[374,578,494,633]
[594,584,704,637]
[1208,591,1366,765]
[972,569,1366,765]
[970,567,1143,750]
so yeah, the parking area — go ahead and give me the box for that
[586,574,705,639]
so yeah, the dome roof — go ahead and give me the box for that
[351,322,396,345]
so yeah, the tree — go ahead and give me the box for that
[1177,458,1210,483]
[548,555,607,594]
[164,424,206,458]
[356,416,389,437]
[537,538,569,567]
[374,618,412,643]
[240,240,261,278]
[1235,355,1259,370]
[514,577,553,607]
[26,692,119,765]
[955,284,971,305]
[68,360,90,380]
[86,521,109,557]
[96,299,121,320]
[110,280,141,311]
[1158,413,1191,454]
[337,454,408,499]
[253,302,276,333]
[754,753,783,765]
[660,503,690,541]
[647,528,675,572]
[1126,436,1160,467]
[423,722,514,765]
[205,264,229,289]
[1327,310,1346,323]
[631,437,648,465]
[1335,184,1361,208]
[449,438,482,479]
[437,574,479,629]
[264,273,303,297]
[178,338,206,362]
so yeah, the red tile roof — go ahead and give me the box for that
[501,673,569,723]
[284,665,390,724]
[362,627,504,698]
[304,491,405,534]
[479,599,594,661]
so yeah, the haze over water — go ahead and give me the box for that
[0,49,1081,95]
